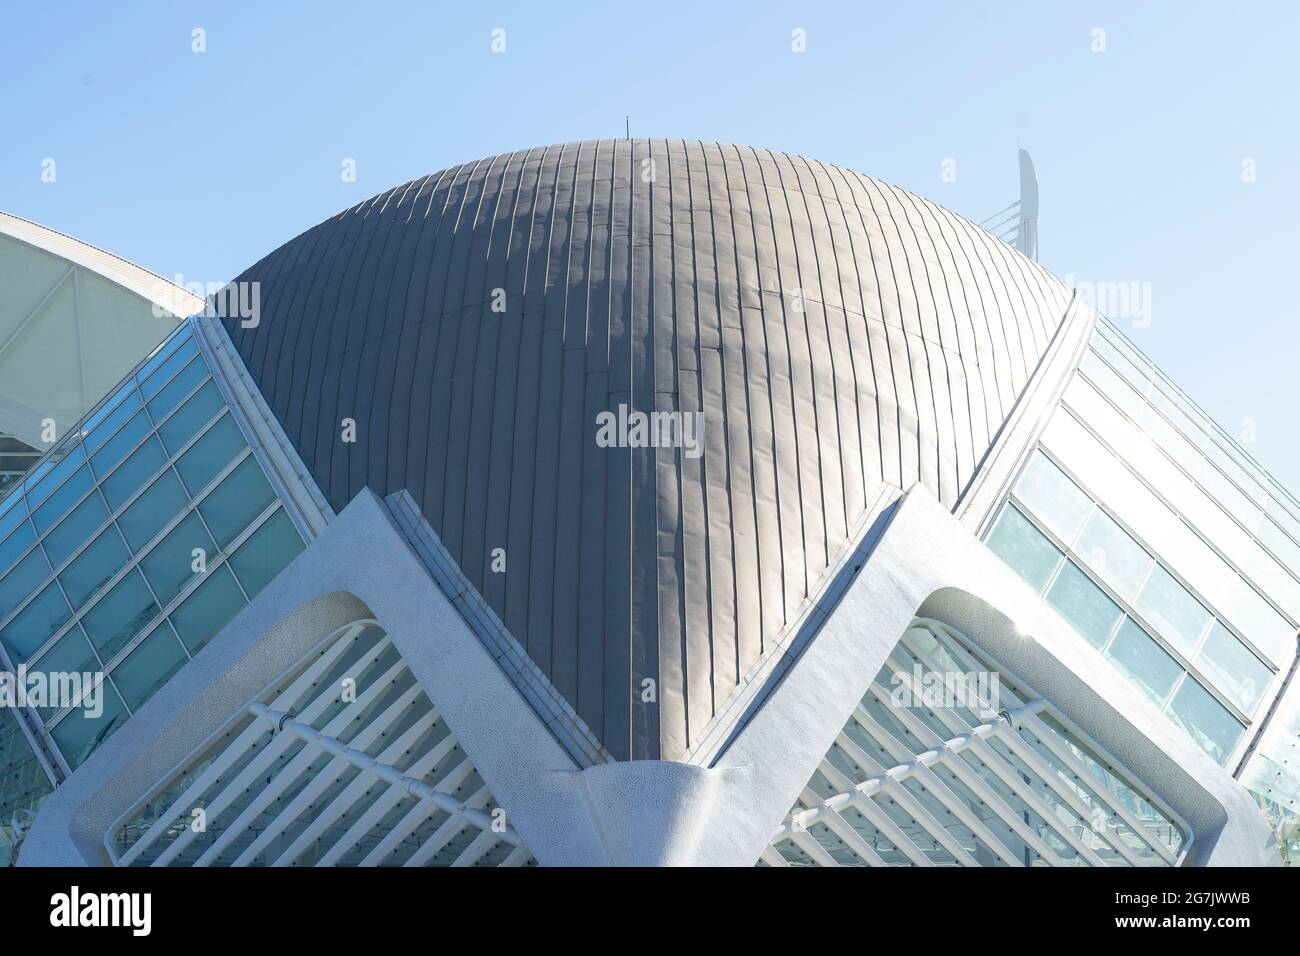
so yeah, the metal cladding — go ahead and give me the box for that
[221,140,1076,761]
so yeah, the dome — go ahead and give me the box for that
[220,140,1076,760]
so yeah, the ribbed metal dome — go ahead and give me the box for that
[222,140,1075,761]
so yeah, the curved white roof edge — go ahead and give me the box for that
[0,210,204,319]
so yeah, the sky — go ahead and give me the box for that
[3,1,1298,490]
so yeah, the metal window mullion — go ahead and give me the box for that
[1059,396,1298,629]
[788,828,842,867]
[0,401,237,637]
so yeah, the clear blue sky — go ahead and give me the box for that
[4,1,1298,491]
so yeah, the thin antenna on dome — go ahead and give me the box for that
[625,116,630,140]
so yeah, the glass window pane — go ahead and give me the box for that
[199,456,275,548]
[31,462,93,534]
[986,506,1062,592]
[138,335,199,400]
[1134,565,1210,656]
[111,623,188,711]
[140,512,214,607]
[25,446,85,513]
[159,381,224,455]
[145,354,207,423]
[27,626,98,720]
[1167,679,1244,766]
[175,414,245,496]
[0,519,35,578]
[136,330,193,388]
[81,569,159,662]
[0,494,29,544]
[43,490,108,569]
[1221,577,1293,657]
[1013,453,1093,542]
[59,524,129,610]
[101,435,168,513]
[0,547,52,621]
[1046,561,1123,649]
[171,564,246,655]
[229,510,303,600]
[88,407,150,479]
[118,471,188,552]
[1196,623,1272,714]
[0,581,70,662]
[81,381,140,454]
[1104,619,1182,706]
[1074,510,1153,601]
[51,681,127,770]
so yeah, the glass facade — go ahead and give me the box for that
[0,322,304,776]
[988,453,1269,764]
[986,319,1300,860]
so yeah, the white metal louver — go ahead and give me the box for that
[764,619,1187,867]
[106,619,533,866]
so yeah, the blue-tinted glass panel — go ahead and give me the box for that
[170,564,245,655]
[118,471,188,552]
[0,581,70,662]
[229,510,303,599]
[145,354,207,423]
[112,623,188,711]
[81,569,159,662]
[1196,623,1272,714]
[59,525,129,609]
[1074,510,1153,601]
[80,381,140,454]
[0,495,28,544]
[1168,679,1244,766]
[100,436,168,513]
[175,415,244,496]
[25,446,85,513]
[0,519,35,578]
[199,456,275,548]
[136,330,192,387]
[89,408,151,480]
[1046,562,1123,649]
[43,491,108,569]
[158,381,224,455]
[51,681,127,770]
[31,462,92,534]
[140,512,214,607]
[0,547,51,620]
[138,335,199,400]
[28,626,98,720]
[1013,453,1093,543]
[1133,565,1210,657]
[986,506,1062,592]
[1104,619,1183,706]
